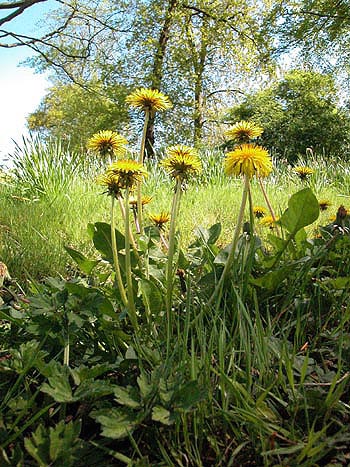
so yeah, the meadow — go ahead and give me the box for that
[1,125,350,466]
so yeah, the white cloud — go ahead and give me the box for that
[0,67,49,165]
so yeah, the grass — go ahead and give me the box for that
[0,154,345,282]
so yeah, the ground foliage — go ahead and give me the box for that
[1,174,350,465]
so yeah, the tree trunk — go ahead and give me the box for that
[145,0,178,158]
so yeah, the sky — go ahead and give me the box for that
[0,1,55,166]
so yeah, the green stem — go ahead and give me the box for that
[125,188,138,331]
[118,197,141,266]
[166,179,183,357]
[208,174,250,306]
[137,110,150,234]
[63,342,69,366]
[111,196,128,308]
[259,177,280,235]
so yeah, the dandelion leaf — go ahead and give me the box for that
[280,188,319,234]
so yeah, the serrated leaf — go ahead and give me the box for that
[92,408,141,439]
[41,365,73,402]
[151,406,174,425]
[114,385,141,408]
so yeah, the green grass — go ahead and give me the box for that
[0,153,346,282]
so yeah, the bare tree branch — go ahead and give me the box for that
[0,0,49,26]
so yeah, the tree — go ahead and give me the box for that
[27,80,130,151]
[225,70,350,161]
[26,0,276,151]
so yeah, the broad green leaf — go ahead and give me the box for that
[280,188,319,234]
[113,385,141,408]
[74,380,115,400]
[151,406,174,425]
[92,408,141,439]
[64,246,99,275]
[41,365,73,402]
[139,278,164,315]
[250,266,292,290]
[172,380,207,411]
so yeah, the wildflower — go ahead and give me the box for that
[294,166,314,180]
[149,211,170,229]
[129,196,152,208]
[87,130,127,159]
[224,144,272,179]
[253,206,267,219]
[126,88,172,112]
[161,145,202,181]
[319,199,331,211]
[225,120,263,142]
[107,159,147,190]
[260,215,279,229]
[329,215,336,223]
[96,173,123,198]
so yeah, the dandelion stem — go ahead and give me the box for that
[118,197,141,264]
[166,178,182,357]
[111,196,128,308]
[208,174,250,306]
[125,188,138,331]
[136,110,150,234]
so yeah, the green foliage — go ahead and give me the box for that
[226,70,350,161]
[27,80,130,152]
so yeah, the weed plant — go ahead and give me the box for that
[1,107,350,466]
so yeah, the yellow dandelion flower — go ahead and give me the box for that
[149,211,170,229]
[253,206,267,219]
[107,159,148,190]
[125,88,172,112]
[129,196,152,208]
[224,144,272,179]
[294,166,314,180]
[225,120,263,142]
[319,199,331,211]
[96,173,123,198]
[329,215,336,223]
[87,130,127,159]
[161,145,202,181]
[260,215,280,228]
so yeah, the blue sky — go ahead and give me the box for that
[0,1,55,165]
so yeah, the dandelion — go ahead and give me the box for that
[129,196,152,208]
[149,211,170,230]
[294,166,314,180]
[107,159,147,190]
[260,215,280,229]
[96,173,122,198]
[224,144,272,179]
[225,120,263,142]
[319,199,331,211]
[161,145,202,182]
[329,215,336,223]
[126,88,172,113]
[253,206,267,219]
[87,130,127,160]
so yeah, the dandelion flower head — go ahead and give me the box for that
[161,145,202,181]
[224,144,272,179]
[149,211,170,229]
[126,88,172,112]
[225,121,263,142]
[260,215,279,229]
[253,206,267,219]
[129,196,153,208]
[319,199,331,211]
[96,173,123,198]
[294,166,314,180]
[87,130,127,158]
[107,159,147,190]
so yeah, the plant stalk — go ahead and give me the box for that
[136,110,150,234]
[124,188,138,331]
[166,178,183,356]
[111,196,128,308]
[208,174,250,306]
